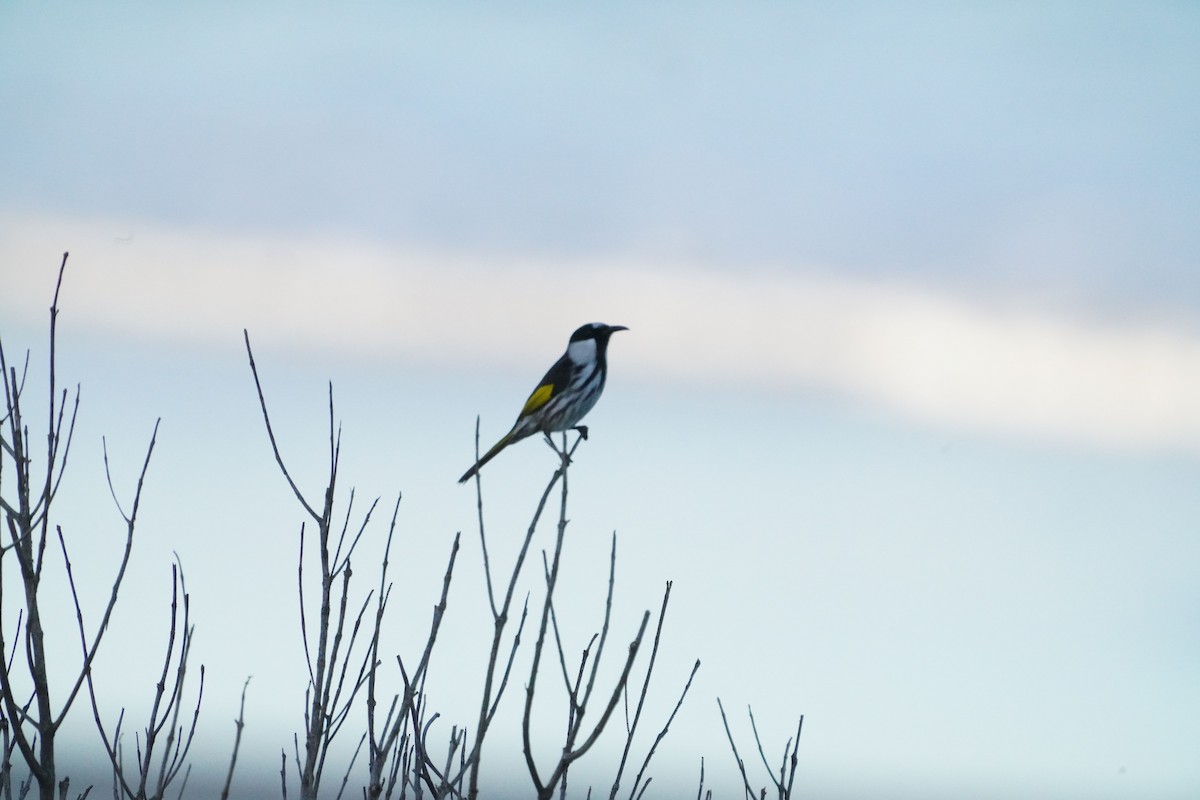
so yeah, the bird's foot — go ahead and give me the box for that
[573,425,589,441]
[544,432,576,468]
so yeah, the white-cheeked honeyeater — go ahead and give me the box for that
[458,322,628,483]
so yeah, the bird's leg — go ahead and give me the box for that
[543,431,575,469]
[562,427,591,464]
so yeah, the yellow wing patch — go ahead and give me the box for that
[520,383,554,417]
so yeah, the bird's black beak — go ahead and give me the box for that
[608,325,629,333]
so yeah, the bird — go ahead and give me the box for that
[459,322,628,483]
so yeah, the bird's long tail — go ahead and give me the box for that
[458,431,515,484]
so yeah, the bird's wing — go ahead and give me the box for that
[517,353,574,418]
[519,383,554,417]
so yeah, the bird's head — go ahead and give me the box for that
[569,322,629,343]
[566,322,628,362]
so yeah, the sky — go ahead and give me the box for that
[1,2,1198,798]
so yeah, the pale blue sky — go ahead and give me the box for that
[1,3,1198,798]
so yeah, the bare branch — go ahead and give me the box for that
[717,699,755,800]
[581,536,618,717]
[219,677,251,800]
[469,417,499,618]
[611,581,675,797]
[243,330,321,523]
[783,716,803,799]
[747,706,780,796]
[465,456,563,800]
[55,419,160,731]
[626,658,701,800]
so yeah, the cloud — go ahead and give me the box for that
[4,212,1200,452]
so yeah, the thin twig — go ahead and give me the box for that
[717,698,755,800]
[610,580,674,797]
[784,716,804,799]
[57,419,160,729]
[243,330,321,523]
[465,458,563,800]
[523,434,654,799]
[747,706,781,796]
[219,677,251,800]
[626,658,700,800]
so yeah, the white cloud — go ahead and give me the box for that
[4,212,1200,452]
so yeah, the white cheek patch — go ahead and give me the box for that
[567,338,597,363]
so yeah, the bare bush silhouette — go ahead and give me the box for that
[2,254,804,799]
[246,332,464,800]
[245,338,717,798]
[246,332,379,800]
[394,429,704,800]
[0,254,179,800]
